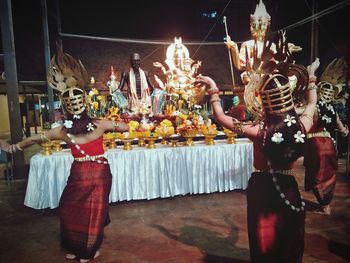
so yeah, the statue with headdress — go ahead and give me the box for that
[225,0,302,85]
[153,37,205,109]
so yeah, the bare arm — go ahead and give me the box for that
[195,75,258,139]
[7,126,66,153]
[299,58,320,133]
[336,113,349,137]
[99,119,129,133]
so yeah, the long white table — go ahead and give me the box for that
[25,139,253,209]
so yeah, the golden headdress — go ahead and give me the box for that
[243,31,307,117]
[318,57,347,103]
[260,74,294,114]
[47,46,89,115]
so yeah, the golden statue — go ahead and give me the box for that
[153,37,205,106]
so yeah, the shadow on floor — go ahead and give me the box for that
[150,217,249,263]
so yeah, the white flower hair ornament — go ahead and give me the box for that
[284,115,296,127]
[63,120,73,129]
[321,115,332,124]
[73,114,81,119]
[86,122,95,131]
[294,131,305,143]
[271,132,284,144]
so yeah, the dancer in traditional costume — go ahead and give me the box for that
[303,59,349,215]
[7,48,128,262]
[196,31,320,261]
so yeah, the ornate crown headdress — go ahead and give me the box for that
[47,46,89,115]
[318,57,347,103]
[250,0,271,23]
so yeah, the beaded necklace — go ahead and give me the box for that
[67,133,108,164]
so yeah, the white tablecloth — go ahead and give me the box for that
[25,139,253,209]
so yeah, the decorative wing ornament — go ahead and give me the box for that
[319,57,347,102]
[47,45,90,115]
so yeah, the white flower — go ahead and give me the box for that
[284,115,296,127]
[271,132,284,144]
[321,115,332,123]
[63,120,73,129]
[73,114,81,119]
[319,101,325,106]
[326,104,335,114]
[86,122,95,131]
[294,131,305,143]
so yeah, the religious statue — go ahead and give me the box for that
[107,66,127,111]
[225,0,301,84]
[153,37,205,107]
[118,53,155,114]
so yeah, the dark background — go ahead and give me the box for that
[1,0,349,84]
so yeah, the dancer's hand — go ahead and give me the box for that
[307,58,320,77]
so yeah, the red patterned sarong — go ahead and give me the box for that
[247,172,305,263]
[59,160,112,259]
[304,137,337,205]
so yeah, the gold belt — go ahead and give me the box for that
[74,154,105,162]
[307,131,331,139]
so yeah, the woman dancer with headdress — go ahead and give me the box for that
[6,49,128,262]
[303,71,349,215]
[196,56,320,262]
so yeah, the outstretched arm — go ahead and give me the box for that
[195,75,258,138]
[99,119,129,133]
[7,126,66,153]
[299,58,320,133]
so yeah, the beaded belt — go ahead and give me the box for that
[74,154,106,162]
[255,169,294,175]
[307,131,331,139]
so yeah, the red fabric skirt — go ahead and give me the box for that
[59,160,112,259]
[304,137,337,191]
[247,172,305,263]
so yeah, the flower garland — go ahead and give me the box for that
[66,133,108,164]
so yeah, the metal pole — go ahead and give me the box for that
[310,0,319,63]
[41,0,55,123]
[55,0,63,50]
[223,16,235,88]
[23,86,31,137]
[0,0,25,176]
[31,93,38,134]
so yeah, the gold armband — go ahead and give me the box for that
[232,119,246,135]
[111,120,119,131]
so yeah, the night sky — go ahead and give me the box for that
[1,0,350,81]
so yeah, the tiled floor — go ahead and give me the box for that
[0,157,349,263]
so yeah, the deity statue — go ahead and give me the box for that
[107,66,127,111]
[153,37,205,107]
[225,0,301,84]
